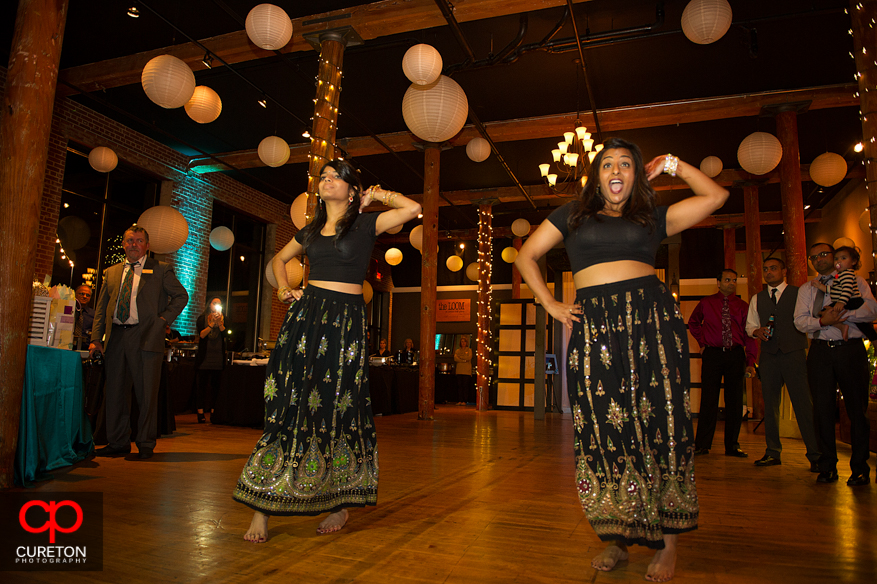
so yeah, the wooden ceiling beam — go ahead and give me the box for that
[57,0,593,96]
[187,84,859,173]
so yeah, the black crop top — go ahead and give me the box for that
[546,202,669,273]
[294,212,379,284]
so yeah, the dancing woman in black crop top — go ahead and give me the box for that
[516,138,728,582]
[234,160,421,542]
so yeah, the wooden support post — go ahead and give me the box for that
[851,0,877,276]
[511,237,522,299]
[418,144,440,420]
[776,110,808,287]
[723,226,737,270]
[743,185,765,420]
[0,0,69,489]
[534,304,545,421]
[476,204,493,411]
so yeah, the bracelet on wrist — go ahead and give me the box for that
[663,154,679,177]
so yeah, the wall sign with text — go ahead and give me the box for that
[437,299,470,322]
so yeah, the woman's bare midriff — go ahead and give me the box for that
[572,261,656,289]
[308,280,363,295]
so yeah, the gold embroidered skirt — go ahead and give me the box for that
[233,286,378,515]
[569,275,698,549]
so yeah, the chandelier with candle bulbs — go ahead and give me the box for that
[538,120,603,195]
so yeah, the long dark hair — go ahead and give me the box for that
[200,297,223,320]
[299,160,363,249]
[568,137,656,232]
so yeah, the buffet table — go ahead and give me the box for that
[15,345,94,486]
[210,362,267,427]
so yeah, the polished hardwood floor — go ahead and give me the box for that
[7,407,876,583]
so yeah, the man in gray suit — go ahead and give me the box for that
[89,226,188,459]
[745,258,819,471]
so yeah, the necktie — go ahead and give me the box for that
[721,295,733,348]
[117,263,136,322]
[770,288,778,305]
[811,276,829,318]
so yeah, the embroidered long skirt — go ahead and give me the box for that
[569,275,698,549]
[232,286,378,515]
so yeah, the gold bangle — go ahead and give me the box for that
[277,286,291,301]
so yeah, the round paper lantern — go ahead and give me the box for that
[386,223,403,235]
[385,248,403,266]
[681,0,732,45]
[466,137,491,162]
[501,247,518,263]
[446,255,463,272]
[245,4,293,50]
[511,218,531,238]
[466,262,479,282]
[184,86,222,124]
[402,44,442,86]
[363,281,373,304]
[402,75,468,143]
[700,156,723,178]
[209,226,235,251]
[737,132,783,175]
[141,55,196,109]
[834,237,856,250]
[88,146,118,172]
[859,209,872,234]
[809,152,847,187]
[136,206,189,254]
[290,192,309,229]
[57,216,90,250]
[265,255,303,288]
[258,136,290,167]
[409,225,423,251]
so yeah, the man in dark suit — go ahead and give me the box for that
[74,284,95,350]
[745,258,819,471]
[89,226,188,459]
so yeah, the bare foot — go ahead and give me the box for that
[591,543,629,571]
[244,512,269,543]
[316,508,349,534]
[645,534,678,582]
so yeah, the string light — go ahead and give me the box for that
[476,206,494,398]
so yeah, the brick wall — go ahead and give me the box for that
[1,66,294,337]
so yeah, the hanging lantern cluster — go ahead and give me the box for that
[141,55,196,109]
[88,146,118,173]
[446,255,464,272]
[737,132,783,175]
[409,225,424,251]
[385,248,403,266]
[137,206,189,254]
[185,86,222,124]
[258,135,291,167]
[809,152,847,187]
[466,137,491,163]
[681,0,733,45]
[363,281,373,304]
[245,4,293,51]
[402,75,468,143]
[699,156,723,178]
[402,44,442,86]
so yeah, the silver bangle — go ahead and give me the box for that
[663,154,679,177]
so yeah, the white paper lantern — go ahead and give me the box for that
[466,262,479,282]
[245,4,293,51]
[466,137,491,163]
[446,255,463,272]
[859,209,871,234]
[363,281,373,304]
[184,86,222,124]
[209,226,235,251]
[809,152,847,187]
[265,255,303,288]
[700,156,723,178]
[57,216,91,250]
[511,218,531,238]
[409,225,424,251]
[501,247,518,263]
[402,75,468,143]
[258,136,290,167]
[88,146,118,173]
[737,132,783,175]
[290,192,309,229]
[141,55,196,109]
[385,248,403,266]
[834,237,856,251]
[137,206,189,254]
[386,223,403,235]
[681,0,732,45]
[402,44,442,86]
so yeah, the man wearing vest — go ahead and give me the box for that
[793,242,875,486]
[745,258,819,472]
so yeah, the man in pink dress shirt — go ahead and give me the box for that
[688,269,758,457]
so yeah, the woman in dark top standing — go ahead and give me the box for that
[195,297,226,423]
[515,138,727,582]
[234,159,421,542]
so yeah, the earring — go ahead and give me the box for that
[348,194,354,205]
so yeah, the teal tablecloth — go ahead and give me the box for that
[14,345,94,486]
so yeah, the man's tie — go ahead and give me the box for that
[770,287,778,305]
[117,263,136,322]
[811,275,830,318]
[721,295,733,348]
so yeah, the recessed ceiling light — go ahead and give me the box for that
[257,99,267,108]
[127,6,140,18]
[855,142,864,152]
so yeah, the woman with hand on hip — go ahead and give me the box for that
[233,160,421,542]
[515,138,727,582]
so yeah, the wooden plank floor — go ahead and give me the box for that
[6,407,877,583]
